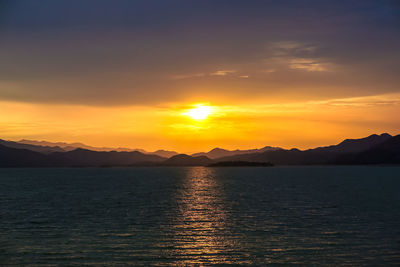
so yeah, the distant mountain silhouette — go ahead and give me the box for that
[216,133,398,165]
[162,154,213,166]
[192,146,282,159]
[0,145,165,167]
[216,148,331,165]
[18,139,139,152]
[0,144,48,167]
[0,139,65,154]
[334,135,400,164]
[48,148,166,167]
[310,133,392,154]
[150,150,178,158]
[0,133,399,167]
[18,139,178,157]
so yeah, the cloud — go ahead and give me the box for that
[289,58,332,72]
[0,1,399,106]
[169,73,205,80]
[269,41,317,57]
[319,93,400,107]
[210,70,236,76]
[260,69,276,74]
[171,70,239,80]
[264,42,334,72]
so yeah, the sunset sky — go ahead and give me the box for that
[0,0,399,153]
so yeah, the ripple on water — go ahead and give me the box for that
[0,166,400,265]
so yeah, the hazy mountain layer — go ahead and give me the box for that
[17,139,178,158]
[192,146,282,159]
[0,133,398,167]
[217,134,397,165]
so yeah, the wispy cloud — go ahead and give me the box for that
[265,41,334,72]
[211,70,236,76]
[318,93,400,107]
[289,58,332,72]
[260,69,276,74]
[170,70,238,80]
[169,73,205,80]
[269,41,317,56]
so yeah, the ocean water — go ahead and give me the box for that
[1,166,399,266]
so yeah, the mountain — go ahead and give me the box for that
[18,139,137,152]
[0,139,65,154]
[334,135,400,164]
[150,150,178,158]
[162,154,213,166]
[18,139,178,157]
[192,146,282,159]
[0,144,48,167]
[311,133,392,154]
[48,148,166,167]
[216,148,331,165]
[0,145,165,167]
[216,133,397,165]
[1,133,398,167]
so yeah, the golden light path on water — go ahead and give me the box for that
[167,167,249,265]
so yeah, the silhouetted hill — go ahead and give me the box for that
[217,133,398,165]
[217,148,335,165]
[18,139,178,157]
[1,133,399,167]
[0,139,65,154]
[0,144,48,167]
[49,148,166,167]
[18,139,138,152]
[192,146,282,159]
[151,150,178,158]
[0,145,165,167]
[334,135,400,164]
[162,154,213,166]
[311,133,392,154]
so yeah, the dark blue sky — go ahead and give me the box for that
[0,0,399,105]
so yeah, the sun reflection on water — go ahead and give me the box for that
[168,167,243,265]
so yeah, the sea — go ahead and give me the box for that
[1,166,399,266]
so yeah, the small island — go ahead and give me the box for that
[208,161,274,167]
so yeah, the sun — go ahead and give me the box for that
[185,104,212,120]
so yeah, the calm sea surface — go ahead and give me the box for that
[1,166,399,266]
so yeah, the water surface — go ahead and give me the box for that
[1,166,399,265]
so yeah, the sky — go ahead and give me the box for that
[0,0,399,152]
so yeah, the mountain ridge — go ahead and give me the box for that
[191,146,282,159]
[17,139,178,158]
[0,139,66,154]
[217,133,397,165]
[162,154,214,166]
[0,133,398,167]
[0,145,166,167]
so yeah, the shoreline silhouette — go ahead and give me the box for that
[0,133,399,167]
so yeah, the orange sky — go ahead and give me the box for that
[1,93,399,153]
[1,1,399,152]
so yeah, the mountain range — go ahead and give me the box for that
[17,139,178,158]
[191,146,282,159]
[0,139,66,154]
[217,133,396,165]
[0,133,399,167]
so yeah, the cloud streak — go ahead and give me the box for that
[289,58,333,72]
[210,70,237,76]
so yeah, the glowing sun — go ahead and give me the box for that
[185,104,212,120]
